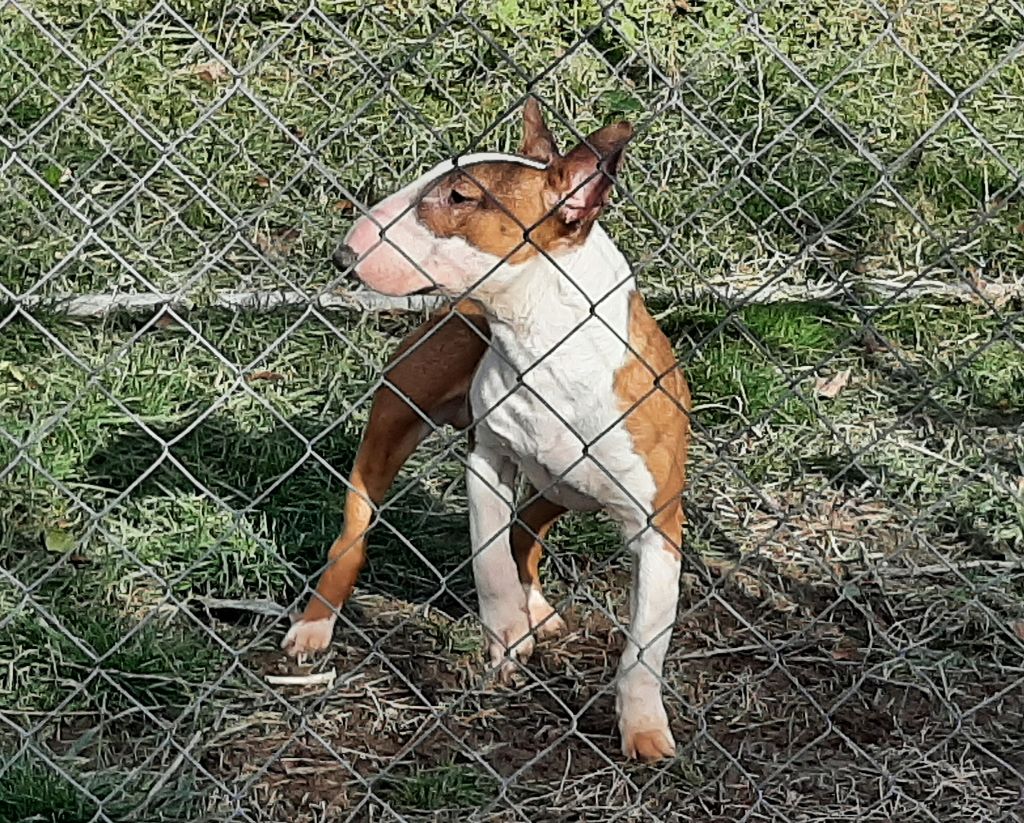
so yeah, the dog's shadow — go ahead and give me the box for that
[85,414,477,616]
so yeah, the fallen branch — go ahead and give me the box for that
[9,289,443,318]
[873,559,1024,578]
[193,595,287,617]
[7,275,1022,319]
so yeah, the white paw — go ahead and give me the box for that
[484,615,537,684]
[281,616,335,658]
[526,587,567,640]
[482,589,566,683]
[617,682,676,761]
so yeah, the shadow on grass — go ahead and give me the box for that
[0,754,99,823]
[0,409,479,820]
[84,413,477,614]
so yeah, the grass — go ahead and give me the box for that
[1,0,1024,820]
[0,755,97,823]
[960,338,1024,410]
[383,763,497,813]
[0,743,203,823]
[3,1,1023,299]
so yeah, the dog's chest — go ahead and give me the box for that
[470,311,654,517]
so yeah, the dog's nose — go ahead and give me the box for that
[331,244,358,274]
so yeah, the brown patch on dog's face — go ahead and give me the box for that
[415,162,575,264]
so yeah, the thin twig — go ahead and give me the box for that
[874,559,1024,578]
[10,289,443,317]
[265,671,337,688]
[194,596,288,617]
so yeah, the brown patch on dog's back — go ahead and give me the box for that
[613,292,691,553]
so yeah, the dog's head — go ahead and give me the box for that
[335,100,633,298]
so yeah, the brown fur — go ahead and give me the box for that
[520,97,559,162]
[613,292,692,557]
[298,300,488,624]
[412,115,633,266]
[510,488,567,588]
[416,164,575,264]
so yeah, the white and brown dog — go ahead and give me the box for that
[283,100,691,761]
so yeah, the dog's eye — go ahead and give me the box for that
[450,188,476,205]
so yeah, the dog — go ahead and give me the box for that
[283,100,692,761]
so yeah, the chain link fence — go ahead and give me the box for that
[2,0,1024,820]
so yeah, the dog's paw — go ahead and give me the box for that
[621,726,676,762]
[281,616,335,658]
[527,589,567,640]
[617,684,675,761]
[487,622,536,684]
[483,590,565,683]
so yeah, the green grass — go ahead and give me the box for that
[739,304,844,354]
[382,763,498,813]
[872,304,1024,417]
[665,302,845,427]
[2,1,1023,298]
[962,338,1024,411]
[0,755,97,823]
[0,745,201,823]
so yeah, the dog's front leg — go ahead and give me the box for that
[283,303,489,658]
[466,443,535,681]
[616,514,682,761]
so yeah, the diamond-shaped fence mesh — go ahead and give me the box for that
[2,0,1024,820]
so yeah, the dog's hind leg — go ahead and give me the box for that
[510,488,567,641]
[283,302,489,657]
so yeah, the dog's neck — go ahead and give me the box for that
[470,225,636,358]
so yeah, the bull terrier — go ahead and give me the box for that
[284,100,691,761]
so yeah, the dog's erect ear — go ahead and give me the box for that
[548,121,633,225]
[520,97,559,163]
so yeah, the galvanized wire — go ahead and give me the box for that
[2,1,1023,821]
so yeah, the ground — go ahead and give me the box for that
[1,1,1024,821]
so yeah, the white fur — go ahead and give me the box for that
[463,226,679,755]
[470,226,658,535]
[615,529,680,751]
[343,154,551,296]
[398,153,548,192]
[466,447,556,679]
